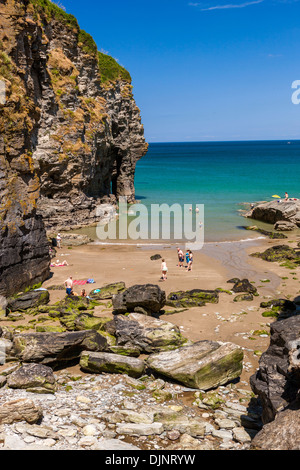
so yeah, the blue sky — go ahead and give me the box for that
[59,0,300,142]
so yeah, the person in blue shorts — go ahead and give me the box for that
[185,251,190,266]
[64,276,73,296]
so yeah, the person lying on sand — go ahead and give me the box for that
[51,260,69,267]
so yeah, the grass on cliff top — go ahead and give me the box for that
[98,52,131,84]
[29,0,131,81]
[29,0,79,29]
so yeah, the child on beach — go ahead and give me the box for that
[161,259,168,281]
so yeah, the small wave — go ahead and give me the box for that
[90,235,266,247]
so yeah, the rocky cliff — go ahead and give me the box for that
[0,0,148,295]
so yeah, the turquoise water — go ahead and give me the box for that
[133,140,300,243]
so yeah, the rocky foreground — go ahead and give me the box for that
[0,278,300,450]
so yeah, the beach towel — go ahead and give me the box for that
[73,280,88,286]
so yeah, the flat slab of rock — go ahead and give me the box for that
[0,399,43,425]
[166,289,219,308]
[7,290,50,312]
[90,282,126,300]
[11,330,107,366]
[115,422,164,436]
[7,363,57,394]
[147,340,244,390]
[80,351,145,378]
[114,313,188,353]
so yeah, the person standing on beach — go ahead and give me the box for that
[65,276,73,295]
[177,248,184,268]
[188,250,193,271]
[57,233,62,249]
[185,250,190,268]
[285,192,289,201]
[161,259,168,281]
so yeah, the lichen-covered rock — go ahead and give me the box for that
[80,351,145,378]
[11,330,108,367]
[114,313,188,353]
[7,290,50,312]
[113,284,166,315]
[7,363,57,394]
[147,341,244,390]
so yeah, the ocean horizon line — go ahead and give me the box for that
[146,139,300,145]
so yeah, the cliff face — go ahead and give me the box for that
[0,0,148,295]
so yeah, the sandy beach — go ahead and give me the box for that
[37,233,300,388]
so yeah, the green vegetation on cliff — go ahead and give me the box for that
[98,52,132,84]
[29,0,79,29]
[29,0,131,83]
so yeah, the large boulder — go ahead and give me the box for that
[251,408,300,450]
[166,289,219,309]
[114,313,188,354]
[7,290,50,312]
[250,315,300,424]
[80,351,145,378]
[113,284,166,315]
[7,363,57,394]
[11,330,107,367]
[147,341,244,390]
[244,199,300,226]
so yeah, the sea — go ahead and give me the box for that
[77,140,300,246]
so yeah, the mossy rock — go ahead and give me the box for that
[166,289,218,308]
[109,345,141,357]
[260,299,296,311]
[35,325,66,333]
[251,245,300,263]
[90,282,126,300]
[234,294,254,302]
